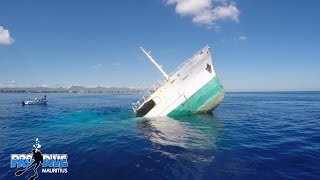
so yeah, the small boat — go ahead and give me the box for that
[22,95,47,105]
[132,46,224,117]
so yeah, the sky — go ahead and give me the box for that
[0,0,320,91]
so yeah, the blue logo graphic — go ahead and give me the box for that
[10,138,68,180]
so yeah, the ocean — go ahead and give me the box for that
[0,92,319,179]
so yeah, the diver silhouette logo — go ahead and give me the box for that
[15,138,43,180]
[11,138,68,179]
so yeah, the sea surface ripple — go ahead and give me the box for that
[0,92,319,179]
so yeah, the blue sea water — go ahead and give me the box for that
[0,92,320,179]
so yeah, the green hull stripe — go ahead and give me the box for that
[168,76,224,117]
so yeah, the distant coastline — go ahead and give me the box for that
[0,86,146,94]
[1,87,318,94]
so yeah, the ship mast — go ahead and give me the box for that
[140,47,169,80]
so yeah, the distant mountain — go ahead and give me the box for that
[68,86,88,91]
[0,86,145,93]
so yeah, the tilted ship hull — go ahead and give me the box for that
[133,46,224,117]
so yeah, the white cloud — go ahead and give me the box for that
[111,62,121,66]
[11,80,16,83]
[90,64,103,70]
[211,4,239,22]
[165,0,240,27]
[239,36,247,41]
[0,26,15,45]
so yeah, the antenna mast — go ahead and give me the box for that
[140,47,169,80]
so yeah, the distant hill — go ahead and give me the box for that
[0,86,145,93]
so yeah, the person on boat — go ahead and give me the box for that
[40,95,46,101]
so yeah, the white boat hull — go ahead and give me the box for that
[22,100,47,105]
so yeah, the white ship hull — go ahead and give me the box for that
[133,46,224,117]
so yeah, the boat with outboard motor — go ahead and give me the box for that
[22,95,47,105]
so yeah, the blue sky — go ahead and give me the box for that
[0,0,319,91]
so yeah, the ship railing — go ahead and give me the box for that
[132,79,164,110]
[132,46,209,111]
